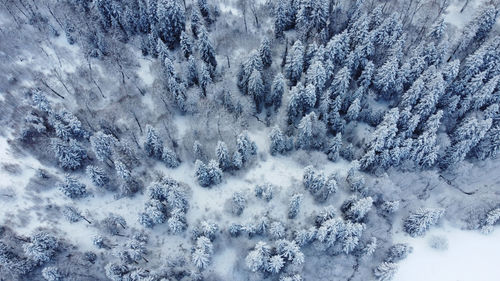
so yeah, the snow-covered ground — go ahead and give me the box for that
[394,225,500,281]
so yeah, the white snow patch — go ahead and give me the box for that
[137,57,155,86]
[213,247,239,279]
[444,0,489,29]
[394,225,500,281]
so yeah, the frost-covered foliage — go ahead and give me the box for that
[288,193,303,219]
[403,208,445,237]
[195,159,223,187]
[86,165,110,188]
[231,192,246,216]
[255,183,275,201]
[385,243,413,262]
[90,131,114,162]
[51,139,87,170]
[269,126,292,155]
[144,125,164,159]
[23,232,59,265]
[140,177,188,232]
[59,174,87,199]
[42,266,63,281]
[341,196,374,222]
[374,262,398,281]
[303,166,338,202]
[315,217,365,254]
[481,208,500,234]
[246,240,304,276]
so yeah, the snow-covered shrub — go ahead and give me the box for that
[381,200,400,215]
[255,183,274,201]
[385,243,413,262]
[193,221,219,241]
[428,235,448,250]
[231,192,246,216]
[101,214,127,235]
[362,237,378,257]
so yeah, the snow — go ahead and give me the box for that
[137,57,155,86]
[394,225,500,281]
[213,246,239,279]
[443,0,490,29]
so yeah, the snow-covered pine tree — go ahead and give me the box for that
[207,159,223,186]
[237,52,263,95]
[306,59,326,100]
[360,108,399,171]
[326,133,342,161]
[325,31,350,72]
[162,147,180,168]
[216,141,231,171]
[287,82,316,124]
[197,0,212,24]
[288,193,303,219]
[346,98,361,122]
[199,62,212,96]
[374,262,398,281]
[186,56,199,86]
[441,116,492,169]
[232,151,243,169]
[455,5,498,56]
[341,196,373,222]
[195,159,210,187]
[180,31,193,58]
[231,192,246,216]
[156,0,185,49]
[269,73,285,110]
[259,38,272,68]
[236,132,257,164]
[269,126,287,155]
[42,266,62,281]
[23,232,59,265]
[86,165,110,188]
[190,7,202,38]
[90,131,114,162]
[144,125,163,159]
[198,25,217,69]
[296,111,326,150]
[51,138,87,170]
[248,68,265,113]
[59,174,86,199]
[403,208,444,237]
[374,56,399,100]
[245,241,271,272]
[412,110,443,168]
[285,40,305,85]
[274,0,290,38]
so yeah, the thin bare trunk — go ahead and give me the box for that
[460,0,470,13]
